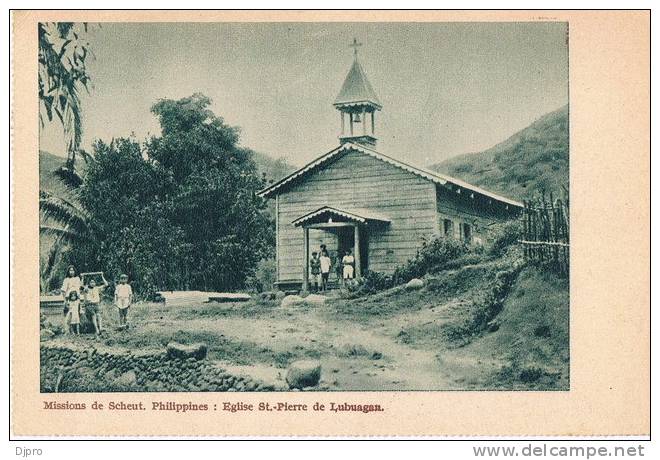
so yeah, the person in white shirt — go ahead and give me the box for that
[342,249,355,283]
[319,250,332,292]
[114,274,133,330]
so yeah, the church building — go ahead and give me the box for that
[258,40,523,291]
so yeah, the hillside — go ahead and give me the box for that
[250,150,297,185]
[39,151,76,197]
[40,150,295,193]
[431,105,569,201]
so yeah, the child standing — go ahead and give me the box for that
[309,251,321,292]
[66,291,81,335]
[84,278,107,335]
[114,274,133,330]
[61,265,82,333]
[342,249,355,285]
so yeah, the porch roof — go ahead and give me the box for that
[291,206,391,227]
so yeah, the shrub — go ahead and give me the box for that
[443,266,522,346]
[343,270,393,297]
[487,219,522,257]
[392,237,469,284]
[245,258,276,293]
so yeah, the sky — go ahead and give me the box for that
[40,22,568,167]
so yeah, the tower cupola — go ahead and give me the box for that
[334,38,382,147]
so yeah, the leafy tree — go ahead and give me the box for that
[57,94,274,297]
[147,94,273,291]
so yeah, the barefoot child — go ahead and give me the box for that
[114,274,133,330]
[84,278,107,335]
[67,291,81,335]
[61,265,82,334]
[309,251,321,292]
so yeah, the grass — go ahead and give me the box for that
[462,266,570,389]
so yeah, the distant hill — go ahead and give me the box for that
[250,150,297,185]
[39,151,75,197]
[39,150,295,193]
[431,105,569,201]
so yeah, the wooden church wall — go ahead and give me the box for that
[435,186,518,244]
[276,149,438,281]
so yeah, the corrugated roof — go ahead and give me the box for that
[292,206,391,227]
[334,59,382,108]
[257,142,523,209]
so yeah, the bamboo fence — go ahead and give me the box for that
[520,194,569,277]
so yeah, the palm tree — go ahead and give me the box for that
[39,190,89,246]
[38,22,93,175]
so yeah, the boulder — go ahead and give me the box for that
[286,360,322,389]
[304,294,327,305]
[405,278,425,290]
[281,295,305,308]
[260,291,276,301]
[166,342,208,361]
[40,329,55,341]
[116,370,137,387]
[274,291,286,300]
[487,320,500,332]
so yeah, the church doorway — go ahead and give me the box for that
[336,226,368,276]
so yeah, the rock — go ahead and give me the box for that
[281,295,305,308]
[304,294,327,305]
[286,360,322,389]
[207,293,251,303]
[260,291,276,301]
[275,291,286,300]
[40,329,55,341]
[487,320,500,332]
[166,342,208,361]
[116,370,137,387]
[405,278,425,290]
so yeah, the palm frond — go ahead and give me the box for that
[53,165,83,188]
[39,191,88,238]
[39,225,78,245]
[78,148,94,164]
[40,240,66,292]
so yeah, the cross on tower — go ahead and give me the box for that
[349,37,362,59]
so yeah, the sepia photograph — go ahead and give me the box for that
[37,21,571,393]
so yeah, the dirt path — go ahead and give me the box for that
[177,301,468,390]
[42,295,506,390]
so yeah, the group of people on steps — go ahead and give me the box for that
[309,244,356,292]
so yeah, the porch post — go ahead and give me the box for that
[303,227,309,291]
[354,224,362,279]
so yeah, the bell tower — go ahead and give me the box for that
[333,38,382,147]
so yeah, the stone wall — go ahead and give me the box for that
[40,345,276,392]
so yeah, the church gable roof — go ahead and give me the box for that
[333,60,382,108]
[257,142,524,209]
